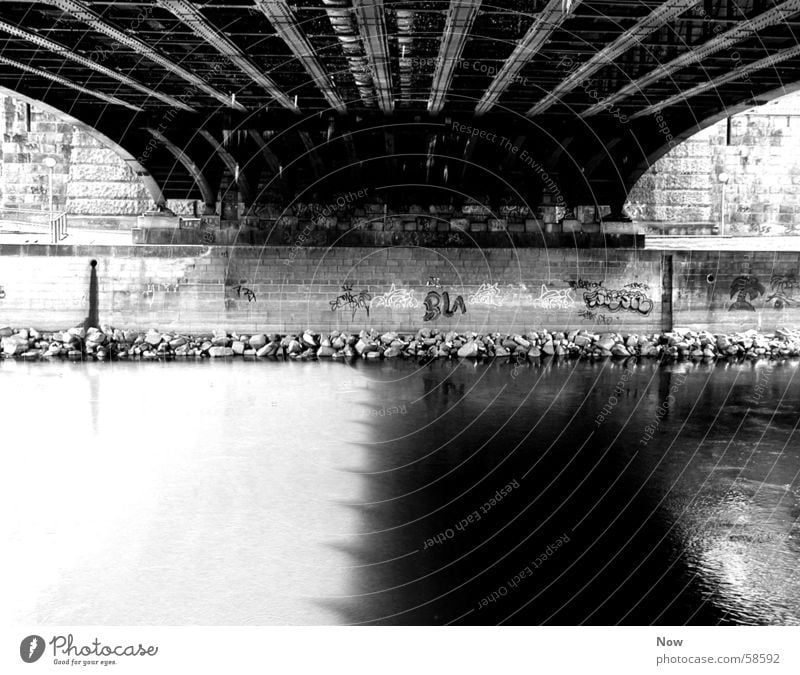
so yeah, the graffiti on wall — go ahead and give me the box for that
[330,284,371,318]
[466,283,574,309]
[0,285,4,300]
[143,282,179,294]
[567,278,604,291]
[572,279,654,316]
[766,273,797,309]
[423,289,467,321]
[371,283,421,309]
[532,285,575,310]
[232,283,257,303]
[578,309,615,325]
[468,283,505,307]
[729,275,765,312]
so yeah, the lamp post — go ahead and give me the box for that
[718,172,729,236]
[43,157,56,242]
[43,157,56,215]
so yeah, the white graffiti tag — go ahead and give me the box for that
[468,283,505,307]
[532,284,575,309]
[371,283,421,309]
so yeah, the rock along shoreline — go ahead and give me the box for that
[1,326,799,362]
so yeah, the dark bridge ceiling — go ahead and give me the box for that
[1,0,800,211]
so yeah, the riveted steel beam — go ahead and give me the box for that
[475,0,582,116]
[254,0,345,113]
[428,0,481,115]
[527,0,701,116]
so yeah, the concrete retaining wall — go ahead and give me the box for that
[2,246,797,334]
[672,251,800,331]
[0,246,663,333]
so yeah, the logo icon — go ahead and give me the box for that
[20,635,45,663]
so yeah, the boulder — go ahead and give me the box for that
[144,331,162,346]
[208,346,234,357]
[1,336,27,355]
[597,337,616,351]
[355,338,377,355]
[457,341,479,358]
[231,341,246,355]
[256,344,274,357]
[249,334,268,350]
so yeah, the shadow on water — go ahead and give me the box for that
[317,357,800,625]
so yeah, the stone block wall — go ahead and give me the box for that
[0,96,151,215]
[627,92,800,234]
[672,251,800,331]
[0,246,662,333]
[3,245,798,333]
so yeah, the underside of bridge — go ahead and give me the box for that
[2,0,800,215]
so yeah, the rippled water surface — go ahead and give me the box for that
[1,357,798,625]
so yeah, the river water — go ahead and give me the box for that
[1,357,798,625]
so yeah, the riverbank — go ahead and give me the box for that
[2,326,799,361]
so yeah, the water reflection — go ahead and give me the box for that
[1,357,797,625]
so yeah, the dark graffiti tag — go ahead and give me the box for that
[578,309,614,325]
[0,285,5,300]
[766,273,797,309]
[330,284,371,318]
[233,284,257,302]
[582,285,653,316]
[729,275,765,312]
[567,278,603,290]
[423,290,467,321]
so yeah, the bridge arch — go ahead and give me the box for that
[0,85,165,209]
[625,88,800,234]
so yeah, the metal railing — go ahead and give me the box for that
[50,213,68,243]
[0,207,68,243]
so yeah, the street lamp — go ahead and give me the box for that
[43,157,57,243]
[43,156,56,218]
[718,172,730,236]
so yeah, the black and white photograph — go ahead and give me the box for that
[0,0,799,672]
